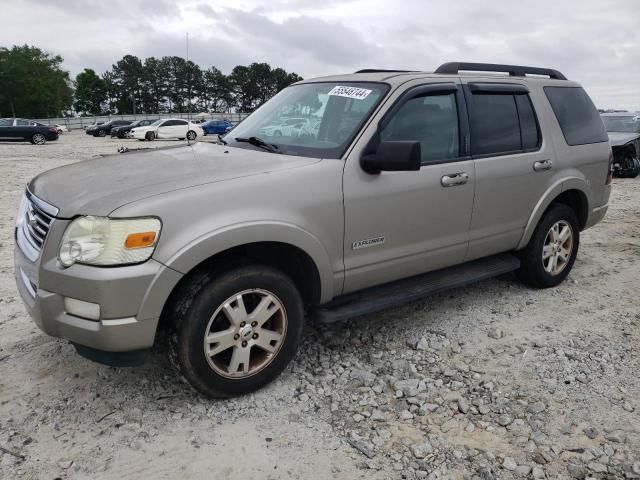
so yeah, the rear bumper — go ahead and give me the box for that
[584,184,611,230]
[585,202,609,230]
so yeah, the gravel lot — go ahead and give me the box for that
[1,131,639,480]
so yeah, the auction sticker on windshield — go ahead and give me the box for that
[328,86,372,100]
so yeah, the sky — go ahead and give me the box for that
[1,0,639,110]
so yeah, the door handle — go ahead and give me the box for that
[441,172,469,187]
[533,159,553,172]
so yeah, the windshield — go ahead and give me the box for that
[149,119,163,127]
[602,115,640,133]
[225,82,388,158]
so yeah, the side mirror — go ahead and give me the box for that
[361,141,422,174]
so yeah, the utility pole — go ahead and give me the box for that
[186,32,190,122]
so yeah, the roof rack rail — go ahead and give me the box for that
[354,69,414,74]
[434,62,567,80]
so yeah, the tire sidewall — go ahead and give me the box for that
[521,204,580,288]
[31,133,45,145]
[187,130,197,140]
[174,266,304,398]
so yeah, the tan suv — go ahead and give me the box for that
[15,62,612,397]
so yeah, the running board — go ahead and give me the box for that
[317,254,520,323]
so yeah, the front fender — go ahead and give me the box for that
[160,221,336,303]
[516,176,591,250]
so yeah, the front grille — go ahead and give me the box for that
[21,192,57,254]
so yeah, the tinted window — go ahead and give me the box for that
[0,119,12,126]
[381,93,459,163]
[469,94,520,155]
[16,119,29,126]
[175,120,188,125]
[161,120,176,127]
[516,95,540,150]
[544,86,607,145]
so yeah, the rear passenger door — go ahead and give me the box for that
[462,80,554,259]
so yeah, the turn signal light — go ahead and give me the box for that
[124,231,157,249]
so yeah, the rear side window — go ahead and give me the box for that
[468,94,521,155]
[544,86,607,145]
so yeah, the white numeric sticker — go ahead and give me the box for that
[328,86,372,100]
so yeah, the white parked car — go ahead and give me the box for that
[129,118,204,141]
[53,124,68,134]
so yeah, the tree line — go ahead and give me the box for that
[0,45,303,118]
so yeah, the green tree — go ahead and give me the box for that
[73,68,106,115]
[111,54,145,114]
[0,44,73,117]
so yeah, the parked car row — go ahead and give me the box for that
[0,118,60,144]
[83,118,235,141]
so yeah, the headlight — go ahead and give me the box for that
[59,216,161,267]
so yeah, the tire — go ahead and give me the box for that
[97,129,106,137]
[168,265,305,398]
[516,203,579,288]
[613,150,640,178]
[186,130,197,141]
[31,133,46,145]
[146,131,155,141]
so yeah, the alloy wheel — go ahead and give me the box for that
[542,220,573,275]
[32,133,46,145]
[203,289,287,379]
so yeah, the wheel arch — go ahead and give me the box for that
[155,240,325,334]
[517,179,590,250]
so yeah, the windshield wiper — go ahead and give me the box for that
[234,136,280,153]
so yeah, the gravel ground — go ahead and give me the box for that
[0,131,639,480]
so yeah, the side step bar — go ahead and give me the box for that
[317,253,520,323]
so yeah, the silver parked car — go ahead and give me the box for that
[15,62,612,397]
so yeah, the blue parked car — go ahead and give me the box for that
[201,119,235,135]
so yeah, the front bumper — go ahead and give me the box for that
[14,214,182,352]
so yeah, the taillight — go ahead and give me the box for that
[606,150,613,185]
[48,127,58,133]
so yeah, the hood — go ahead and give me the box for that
[608,131,640,147]
[29,142,320,218]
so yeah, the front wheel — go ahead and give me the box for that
[516,203,579,288]
[146,131,155,141]
[168,265,305,398]
[97,129,106,137]
[31,133,46,145]
[186,130,197,141]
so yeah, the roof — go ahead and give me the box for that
[299,62,575,87]
[300,71,577,87]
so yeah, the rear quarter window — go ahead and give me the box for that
[544,86,608,146]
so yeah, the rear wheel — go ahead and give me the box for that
[186,130,197,141]
[31,133,46,145]
[168,265,305,398]
[517,203,579,288]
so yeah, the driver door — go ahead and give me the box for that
[342,81,476,293]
